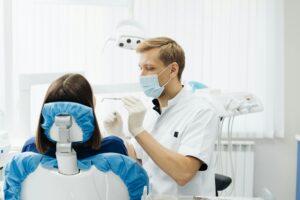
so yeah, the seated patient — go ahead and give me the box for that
[4,73,149,200]
[22,73,127,158]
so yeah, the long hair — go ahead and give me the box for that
[36,73,101,153]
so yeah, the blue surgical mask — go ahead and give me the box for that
[139,66,172,98]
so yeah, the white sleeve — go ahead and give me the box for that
[178,108,219,171]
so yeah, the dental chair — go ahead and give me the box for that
[215,173,232,196]
[3,102,149,200]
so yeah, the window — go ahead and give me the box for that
[0,0,284,145]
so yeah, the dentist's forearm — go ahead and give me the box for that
[135,131,201,186]
[121,96,200,185]
[125,140,137,159]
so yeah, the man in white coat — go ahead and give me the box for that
[104,37,219,196]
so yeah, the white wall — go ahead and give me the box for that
[0,0,4,110]
[253,0,300,199]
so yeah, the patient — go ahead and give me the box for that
[22,73,127,158]
[5,74,149,200]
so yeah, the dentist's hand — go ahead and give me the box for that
[103,112,125,139]
[122,96,146,137]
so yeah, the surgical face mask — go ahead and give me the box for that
[139,65,172,98]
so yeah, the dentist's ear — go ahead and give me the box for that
[170,62,179,79]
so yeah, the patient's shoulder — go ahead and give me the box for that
[21,137,37,153]
[102,135,123,143]
[100,136,128,156]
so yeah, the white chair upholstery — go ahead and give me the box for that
[19,105,134,200]
[3,103,148,200]
[21,165,130,200]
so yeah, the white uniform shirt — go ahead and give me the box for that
[132,88,219,196]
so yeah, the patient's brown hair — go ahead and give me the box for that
[36,73,101,153]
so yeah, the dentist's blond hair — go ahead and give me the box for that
[136,37,185,80]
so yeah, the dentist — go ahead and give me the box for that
[104,37,219,196]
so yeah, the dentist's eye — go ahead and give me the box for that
[146,66,155,71]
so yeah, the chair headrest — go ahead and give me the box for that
[41,102,95,143]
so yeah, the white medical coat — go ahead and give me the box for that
[132,88,219,196]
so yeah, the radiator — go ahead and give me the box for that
[214,141,255,197]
